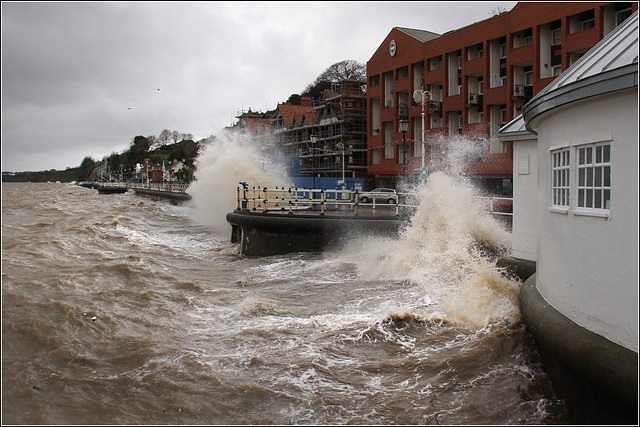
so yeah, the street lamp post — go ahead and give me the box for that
[336,142,345,185]
[144,158,150,187]
[413,87,432,176]
[310,134,317,189]
[398,119,409,177]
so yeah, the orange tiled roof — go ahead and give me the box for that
[276,102,315,129]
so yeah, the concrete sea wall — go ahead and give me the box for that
[519,274,638,424]
[226,210,404,257]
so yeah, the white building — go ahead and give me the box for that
[498,116,538,262]
[502,11,638,423]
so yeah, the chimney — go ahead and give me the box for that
[301,96,312,107]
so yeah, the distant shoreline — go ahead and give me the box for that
[2,169,80,183]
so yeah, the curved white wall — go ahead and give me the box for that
[534,89,638,352]
[512,138,538,261]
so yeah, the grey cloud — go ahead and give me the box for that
[2,1,516,172]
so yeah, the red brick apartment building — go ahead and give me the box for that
[366,1,636,193]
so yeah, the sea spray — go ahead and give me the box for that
[187,132,291,234]
[340,171,518,329]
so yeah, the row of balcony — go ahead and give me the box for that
[386,84,533,118]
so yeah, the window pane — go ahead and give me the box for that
[595,189,602,208]
[586,189,593,207]
[595,167,602,186]
[551,148,570,207]
[579,168,585,186]
[579,148,586,164]
[579,189,584,207]
[587,167,593,186]
[586,147,592,164]
[603,144,610,162]
[596,145,602,163]
[604,190,610,209]
[604,166,610,186]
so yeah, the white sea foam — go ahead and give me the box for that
[339,168,517,329]
[188,130,519,329]
[187,131,291,234]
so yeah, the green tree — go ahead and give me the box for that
[78,156,96,181]
[302,81,332,103]
[130,135,152,165]
[287,94,302,105]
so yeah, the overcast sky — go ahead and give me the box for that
[2,1,516,172]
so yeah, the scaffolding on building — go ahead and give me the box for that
[278,79,368,181]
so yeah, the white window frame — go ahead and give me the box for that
[549,140,612,217]
[616,8,632,25]
[524,70,533,86]
[575,143,611,216]
[581,18,595,30]
[552,29,562,46]
[500,107,507,125]
[551,147,571,211]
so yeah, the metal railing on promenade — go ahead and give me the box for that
[236,185,412,216]
[235,184,513,218]
[126,182,190,194]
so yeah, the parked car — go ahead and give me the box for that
[358,188,398,204]
[492,195,513,213]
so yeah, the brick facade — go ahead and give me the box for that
[366,1,636,192]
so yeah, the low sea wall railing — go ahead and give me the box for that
[235,184,513,218]
[236,185,405,215]
[127,182,190,194]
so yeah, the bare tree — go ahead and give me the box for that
[317,60,366,82]
[304,60,366,93]
[172,130,180,144]
[158,129,172,144]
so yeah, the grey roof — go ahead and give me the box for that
[395,27,440,43]
[523,11,638,133]
[498,114,534,142]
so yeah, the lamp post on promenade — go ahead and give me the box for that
[310,134,317,189]
[336,142,345,185]
[398,119,409,177]
[144,158,150,187]
[413,87,432,179]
